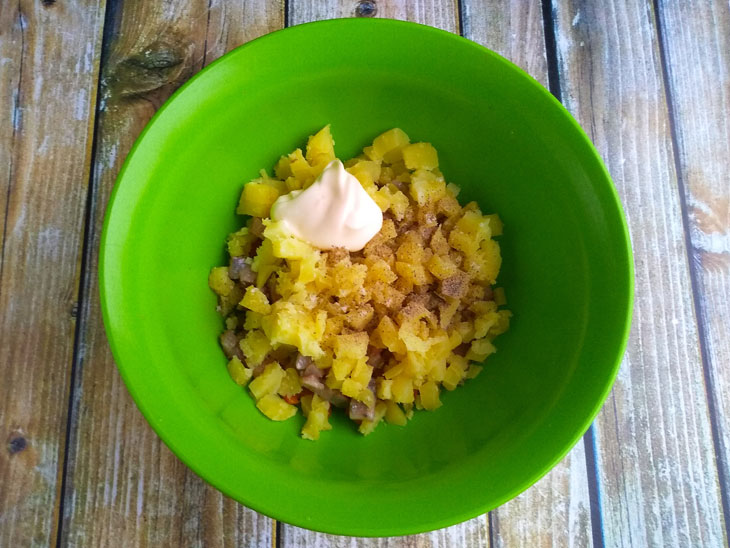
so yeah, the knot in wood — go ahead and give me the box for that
[355,0,377,17]
[109,40,187,98]
[8,435,27,454]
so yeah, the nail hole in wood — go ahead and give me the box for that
[8,436,27,454]
[355,0,377,18]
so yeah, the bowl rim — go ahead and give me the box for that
[99,17,634,537]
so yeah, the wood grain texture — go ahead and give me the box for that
[552,1,727,546]
[490,442,592,548]
[288,0,458,33]
[461,0,549,88]
[656,0,730,525]
[280,522,488,548]
[0,1,105,546]
[58,1,283,546]
[462,3,594,547]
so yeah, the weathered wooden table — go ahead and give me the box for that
[2,1,729,546]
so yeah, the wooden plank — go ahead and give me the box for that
[58,1,283,546]
[656,0,730,529]
[282,2,488,546]
[461,0,549,88]
[552,1,727,546]
[462,3,594,546]
[489,442,592,548]
[288,0,458,33]
[0,2,106,546]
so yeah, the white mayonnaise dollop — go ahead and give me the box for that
[270,159,383,251]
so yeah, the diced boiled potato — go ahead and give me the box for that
[240,286,271,315]
[347,160,381,188]
[350,360,373,386]
[485,213,503,236]
[256,393,297,421]
[274,155,292,180]
[248,362,285,400]
[239,329,271,367]
[227,356,252,386]
[409,169,446,205]
[278,367,302,397]
[357,388,376,408]
[227,227,254,257]
[358,401,387,436]
[419,380,442,410]
[391,374,414,403]
[494,287,507,306]
[385,401,408,425]
[301,395,332,440]
[466,338,497,362]
[377,378,393,399]
[466,364,483,379]
[372,128,410,160]
[402,142,439,170]
[427,253,459,280]
[208,267,234,297]
[332,356,356,381]
[236,182,281,218]
[334,332,369,359]
[306,125,336,168]
[288,148,317,187]
[300,393,314,417]
[341,378,363,399]
[395,261,431,286]
[376,316,406,355]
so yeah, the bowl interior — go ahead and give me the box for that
[101,19,632,536]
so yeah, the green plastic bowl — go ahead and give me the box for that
[100,18,633,537]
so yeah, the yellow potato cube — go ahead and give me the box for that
[358,401,387,436]
[466,364,483,379]
[426,253,459,280]
[409,169,446,206]
[402,142,439,170]
[306,125,336,167]
[334,332,369,359]
[332,356,357,381]
[288,148,317,187]
[347,160,381,188]
[240,286,271,315]
[236,182,281,218]
[484,213,503,236]
[248,362,285,400]
[239,329,271,367]
[274,155,292,180]
[227,227,254,257]
[376,316,406,355]
[301,395,332,440]
[385,401,408,426]
[350,360,373,387]
[395,261,431,286]
[372,128,410,160]
[256,393,297,421]
[300,393,313,417]
[278,367,302,397]
[466,338,497,362]
[391,375,414,403]
[419,380,442,410]
[377,378,393,399]
[227,356,252,386]
[208,267,234,297]
[494,287,507,306]
[341,378,363,399]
